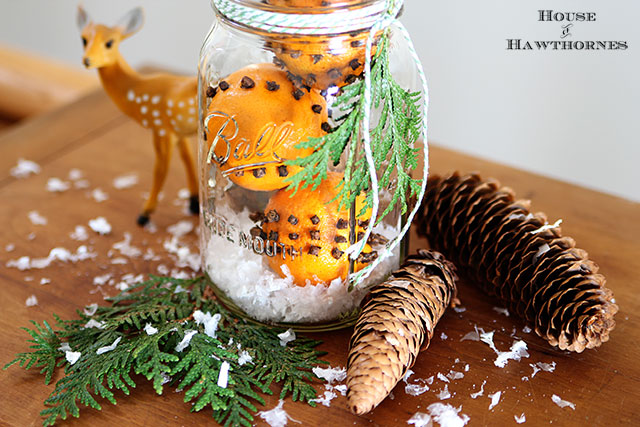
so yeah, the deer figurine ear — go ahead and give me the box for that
[77,4,90,31]
[117,7,145,39]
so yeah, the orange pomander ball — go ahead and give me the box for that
[205,63,328,191]
[260,171,377,286]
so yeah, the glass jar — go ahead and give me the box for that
[197,0,424,329]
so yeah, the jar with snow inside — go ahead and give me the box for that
[198,0,426,329]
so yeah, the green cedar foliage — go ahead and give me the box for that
[4,276,327,427]
[285,31,423,221]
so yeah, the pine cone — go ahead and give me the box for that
[346,249,457,415]
[415,171,618,353]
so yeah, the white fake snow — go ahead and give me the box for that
[515,413,526,424]
[10,159,41,178]
[193,310,222,339]
[217,361,230,388]
[437,385,451,400]
[551,394,575,410]
[25,295,38,306]
[204,206,398,323]
[144,323,158,335]
[112,232,142,258]
[46,177,71,192]
[492,306,509,317]
[258,399,300,427]
[40,278,50,285]
[407,412,432,427]
[237,350,253,366]
[175,330,198,352]
[461,325,529,368]
[530,361,556,378]
[167,220,194,237]
[91,188,109,202]
[68,169,83,181]
[84,319,106,329]
[66,351,81,365]
[96,337,122,355]
[278,329,296,346]
[113,173,138,189]
[426,403,469,427]
[6,246,96,270]
[488,391,502,410]
[89,217,112,235]
[403,370,431,396]
[83,303,98,316]
[28,211,47,225]
[312,366,346,384]
[70,225,89,241]
[470,380,486,399]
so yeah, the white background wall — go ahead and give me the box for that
[1,0,638,201]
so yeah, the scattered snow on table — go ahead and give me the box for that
[5,243,15,252]
[531,219,562,235]
[551,394,575,410]
[28,211,47,225]
[70,225,89,241]
[6,246,96,270]
[25,295,38,306]
[452,306,466,313]
[522,326,532,334]
[46,177,71,192]
[492,306,509,317]
[437,385,451,400]
[167,220,194,237]
[488,391,502,410]
[113,173,138,189]
[10,158,41,178]
[494,340,529,368]
[470,380,486,399]
[96,336,122,355]
[68,168,83,181]
[407,412,431,427]
[84,319,106,329]
[514,413,526,424]
[112,233,141,257]
[89,217,112,235]
[278,329,296,347]
[91,188,109,202]
[403,370,431,396]
[426,403,469,427]
[93,274,112,286]
[313,365,346,384]
[440,332,448,340]
[40,278,51,285]
[258,399,300,427]
[530,361,556,378]
[83,303,98,316]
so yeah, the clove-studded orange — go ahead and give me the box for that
[259,171,380,286]
[204,63,328,191]
[269,31,380,90]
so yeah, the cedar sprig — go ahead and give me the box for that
[4,276,327,427]
[285,31,423,221]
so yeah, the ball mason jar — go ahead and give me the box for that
[198,0,423,329]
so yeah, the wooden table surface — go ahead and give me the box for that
[0,90,638,427]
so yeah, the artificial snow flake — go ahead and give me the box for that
[91,188,109,202]
[312,365,346,384]
[494,340,529,368]
[83,303,98,316]
[70,225,88,241]
[65,351,81,365]
[46,177,71,192]
[311,390,338,407]
[488,391,502,410]
[144,323,158,335]
[470,380,486,399]
[427,403,469,427]
[258,399,300,427]
[113,173,138,189]
[492,306,509,317]
[217,361,230,388]
[167,220,194,237]
[68,169,83,181]
[84,319,106,329]
[407,412,431,427]
[437,385,451,400]
[237,350,253,366]
[25,295,38,306]
[28,211,47,225]
[193,310,222,338]
[175,330,197,352]
[551,394,575,410]
[515,413,526,424]
[96,337,122,355]
[10,158,41,178]
[89,217,112,235]
[278,328,296,346]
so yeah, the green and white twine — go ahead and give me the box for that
[212,0,430,289]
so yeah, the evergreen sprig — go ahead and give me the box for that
[4,276,327,427]
[285,31,424,221]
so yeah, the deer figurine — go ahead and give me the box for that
[77,6,199,226]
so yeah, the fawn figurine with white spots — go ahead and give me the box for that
[77,6,199,226]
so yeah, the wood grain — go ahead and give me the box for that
[0,90,638,426]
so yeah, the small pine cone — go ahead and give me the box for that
[346,250,457,415]
[415,171,618,353]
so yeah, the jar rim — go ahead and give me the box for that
[211,0,399,37]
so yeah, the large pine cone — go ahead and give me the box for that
[415,172,618,352]
[346,250,457,415]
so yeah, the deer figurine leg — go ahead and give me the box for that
[176,136,199,215]
[138,133,173,226]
